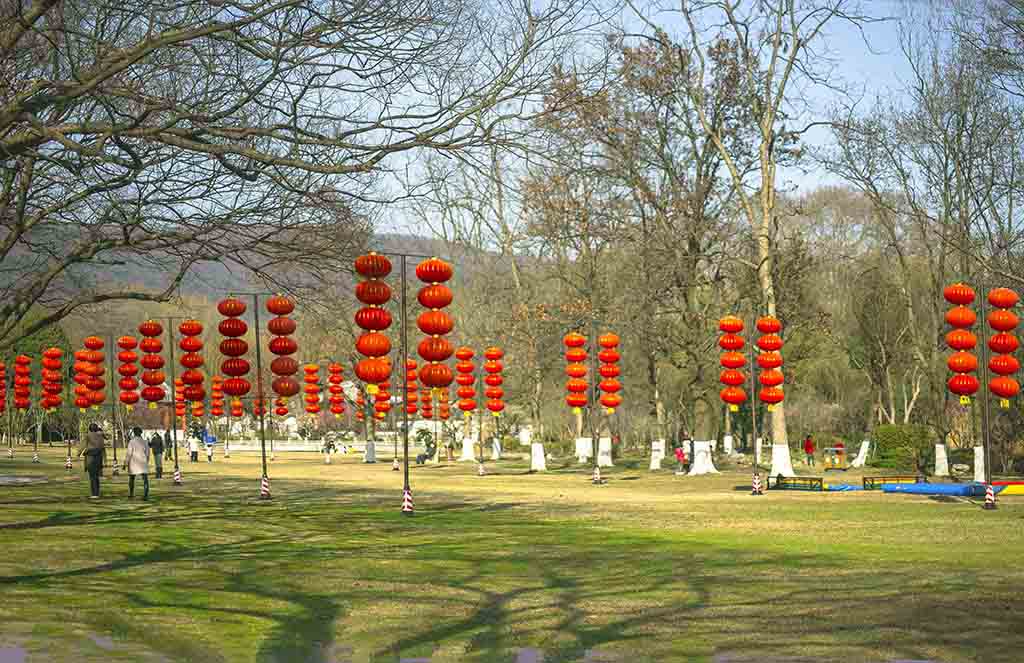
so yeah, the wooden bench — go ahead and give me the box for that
[862,475,925,490]
[767,475,823,492]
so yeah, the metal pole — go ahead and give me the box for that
[252,294,270,495]
[748,317,759,462]
[167,318,181,483]
[979,285,994,489]
[589,316,601,482]
[107,334,121,474]
[401,254,411,494]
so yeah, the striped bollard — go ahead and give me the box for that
[7,448,13,459]
[260,475,271,500]
[751,472,763,495]
[32,452,39,464]
[401,488,414,515]
[478,462,486,477]
[984,483,997,510]
[65,455,73,471]
[173,468,182,485]
[392,458,400,471]
[592,466,603,485]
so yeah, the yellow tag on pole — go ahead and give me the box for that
[1001,398,1010,409]
[605,407,614,415]
[492,411,500,417]
[729,404,738,412]
[767,404,775,412]
[366,384,379,395]
[960,395,971,405]
[572,407,581,415]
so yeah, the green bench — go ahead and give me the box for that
[767,475,824,492]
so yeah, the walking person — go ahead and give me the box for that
[205,432,215,463]
[77,423,106,499]
[163,430,173,461]
[149,432,164,478]
[189,434,199,463]
[803,435,816,467]
[124,427,150,500]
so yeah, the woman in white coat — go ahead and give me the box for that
[124,426,150,500]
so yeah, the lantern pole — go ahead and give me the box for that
[164,316,189,485]
[589,316,601,482]
[106,333,121,475]
[251,294,271,496]
[748,318,759,462]
[400,254,412,492]
[979,285,994,493]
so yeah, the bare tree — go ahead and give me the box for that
[0,0,595,349]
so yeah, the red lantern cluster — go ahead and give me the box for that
[304,363,321,416]
[354,252,393,385]
[405,359,419,416]
[211,375,225,417]
[267,295,299,403]
[355,390,366,422]
[178,320,205,404]
[455,347,476,416]
[564,333,587,411]
[756,316,785,410]
[420,386,433,420]
[13,355,31,411]
[944,283,980,403]
[988,287,1021,407]
[439,387,451,421]
[483,347,504,415]
[117,336,140,410]
[416,257,455,389]
[174,378,186,421]
[718,316,746,411]
[598,333,621,413]
[374,379,392,419]
[82,336,106,410]
[0,361,6,415]
[230,397,244,418]
[218,297,252,399]
[275,396,289,418]
[138,321,165,408]
[328,363,345,417]
[40,347,63,412]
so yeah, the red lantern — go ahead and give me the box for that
[718,316,744,333]
[222,358,251,377]
[117,335,138,350]
[485,399,505,414]
[566,393,587,408]
[141,386,165,404]
[947,352,979,373]
[759,387,784,405]
[564,333,586,348]
[944,283,976,305]
[990,376,1020,400]
[988,309,1019,332]
[266,295,295,315]
[720,386,746,405]
[419,363,453,389]
[355,281,391,305]
[721,352,746,369]
[218,297,247,317]
[718,334,744,351]
[354,307,392,331]
[567,378,588,393]
[415,257,453,283]
[84,336,104,351]
[484,374,503,386]
[759,369,784,387]
[179,319,202,336]
[989,354,1021,376]
[756,334,783,352]
[268,316,297,336]
[269,336,298,356]
[418,337,453,362]
[948,373,980,396]
[179,336,202,353]
[719,369,745,386]
[597,349,620,363]
[272,377,300,398]
[355,252,392,278]
[756,316,782,334]
[599,378,621,393]
[219,339,247,358]
[417,284,454,309]
[180,353,204,369]
[566,363,587,378]
[597,333,619,349]
[218,318,248,337]
[945,329,977,351]
[417,310,454,336]
[599,393,622,409]
[565,348,587,363]
[355,358,391,384]
[988,287,1019,309]
[598,364,620,378]
[757,352,783,370]
[271,357,298,376]
[989,332,1020,354]
[140,337,163,353]
[945,306,977,328]
[222,378,251,397]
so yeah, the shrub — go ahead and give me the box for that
[872,424,935,472]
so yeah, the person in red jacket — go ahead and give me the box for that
[803,435,815,467]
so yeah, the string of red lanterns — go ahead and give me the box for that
[0,361,7,418]
[483,347,504,416]
[416,257,455,391]
[40,347,63,412]
[354,252,393,387]
[564,333,588,413]
[597,333,621,413]
[267,295,299,407]
[138,320,165,409]
[944,283,980,404]
[178,319,205,405]
[219,297,252,401]
[439,386,451,422]
[405,359,419,416]
[987,287,1021,407]
[211,375,225,418]
[174,378,186,421]
[756,316,785,411]
[13,354,30,411]
[275,396,289,418]
[455,347,476,417]
[117,335,140,410]
[374,378,392,420]
[328,363,346,418]
[718,316,747,412]
[420,385,433,420]
[304,363,321,416]
[82,336,106,411]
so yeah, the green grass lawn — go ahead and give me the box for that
[1,446,1022,662]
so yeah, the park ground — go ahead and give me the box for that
[0,446,1022,663]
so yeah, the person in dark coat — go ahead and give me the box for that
[77,423,106,499]
[149,432,165,478]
